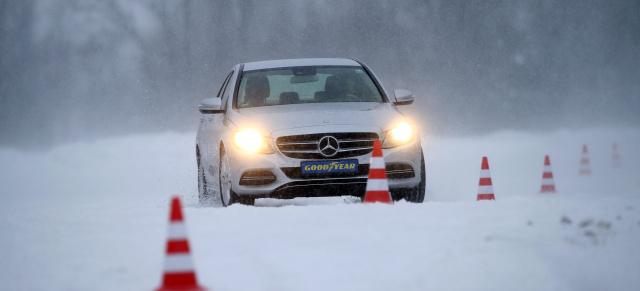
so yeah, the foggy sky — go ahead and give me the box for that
[1,0,639,148]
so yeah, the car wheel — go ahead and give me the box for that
[391,150,426,203]
[197,150,212,204]
[219,146,237,207]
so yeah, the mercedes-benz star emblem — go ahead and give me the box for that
[318,136,340,157]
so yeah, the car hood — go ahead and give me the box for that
[228,102,408,138]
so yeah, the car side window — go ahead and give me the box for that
[216,71,234,98]
[220,70,236,110]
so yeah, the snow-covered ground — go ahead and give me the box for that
[1,127,639,291]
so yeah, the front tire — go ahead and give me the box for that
[219,146,237,207]
[197,149,213,204]
[219,146,256,207]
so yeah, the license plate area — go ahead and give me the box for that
[301,159,358,174]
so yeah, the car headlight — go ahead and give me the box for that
[382,122,414,149]
[232,129,274,154]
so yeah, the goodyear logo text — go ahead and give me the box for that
[301,159,358,174]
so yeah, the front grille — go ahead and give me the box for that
[276,132,378,159]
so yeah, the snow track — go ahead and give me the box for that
[1,127,639,290]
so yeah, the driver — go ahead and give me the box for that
[338,74,365,102]
[343,77,359,101]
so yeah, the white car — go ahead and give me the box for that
[196,58,425,206]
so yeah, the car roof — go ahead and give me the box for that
[242,58,361,72]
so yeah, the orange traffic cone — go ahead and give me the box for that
[477,156,495,201]
[540,155,556,193]
[579,144,591,175]
[362,140,393,204]
[612,142,621,168]
[156,197,206,291]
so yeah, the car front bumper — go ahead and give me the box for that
[223,134,423,199]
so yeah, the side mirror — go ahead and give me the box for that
[393,89,414,106]
[199,98,225,114]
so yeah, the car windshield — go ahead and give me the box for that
[236,66,384,108]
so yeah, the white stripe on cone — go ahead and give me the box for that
[541,178,556,187]
[477,185,494,194]
[164,254,196,273]
[370,157,385,169]
[542,170,555,186]
[365,179,389,191]
[579,158,590,174]
[168,222,188,240]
